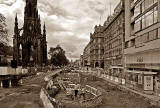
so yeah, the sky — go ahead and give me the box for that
[0,0,120,61]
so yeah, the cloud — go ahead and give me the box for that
[0,0,120,61]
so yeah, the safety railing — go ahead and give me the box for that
[81,85,102,108]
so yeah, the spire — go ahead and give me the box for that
[14,13,19,38]
[38,15,41,34]
[36,9,38,18]
[15,13,18,24]
[38,15,40,21]
[14,13,18,31]
[43,22,46,37]
[38,15,41,25]
[43,22,46,33]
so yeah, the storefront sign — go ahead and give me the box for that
[144,76,153,91]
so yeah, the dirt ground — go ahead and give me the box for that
[0,70,57,108]
[84,76,160,108]
[54,72,160,108]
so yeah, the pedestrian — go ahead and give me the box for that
[74,84,79,100]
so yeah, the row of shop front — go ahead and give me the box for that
[105,65,160,96]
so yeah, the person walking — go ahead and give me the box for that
[74,84,79,100]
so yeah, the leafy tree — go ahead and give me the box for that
[48,45,69,66]
[0,13,8,45]
[0,13,9,56]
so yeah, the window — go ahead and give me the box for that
[101,49,104,54]
[142,1,145,13]
[141,0,157,13]
[130,39,135,47]
[146,9,154,27]
[125,41,129,48]
[142,15,146,29]
[120,48,122,55]
[145,0,150,9]
[96,49,98,54]
[145,0,154,9]
[134,18,141,32]
[148,0,154,7]
[154,6,158,23]
[134,3,141,17]
[139,6,158,30]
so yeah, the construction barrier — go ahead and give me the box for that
[81,85,102,108]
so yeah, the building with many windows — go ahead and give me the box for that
[83,42,91,67]
[80,55,84,68]
[104,1,125,78]
[90,25,105,68]
[124,0,160,94]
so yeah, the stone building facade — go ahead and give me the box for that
[83,42,91,67]
[80,55,84,68]
[13,0,47,67]
[104,1,125,77]
[124,0,160,94]
[90,25,104,68]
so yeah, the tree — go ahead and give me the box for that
[48,45,69,66]
[0,13,8,45]
[0,13,9,56]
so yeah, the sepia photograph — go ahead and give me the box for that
[0,0,160,108]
